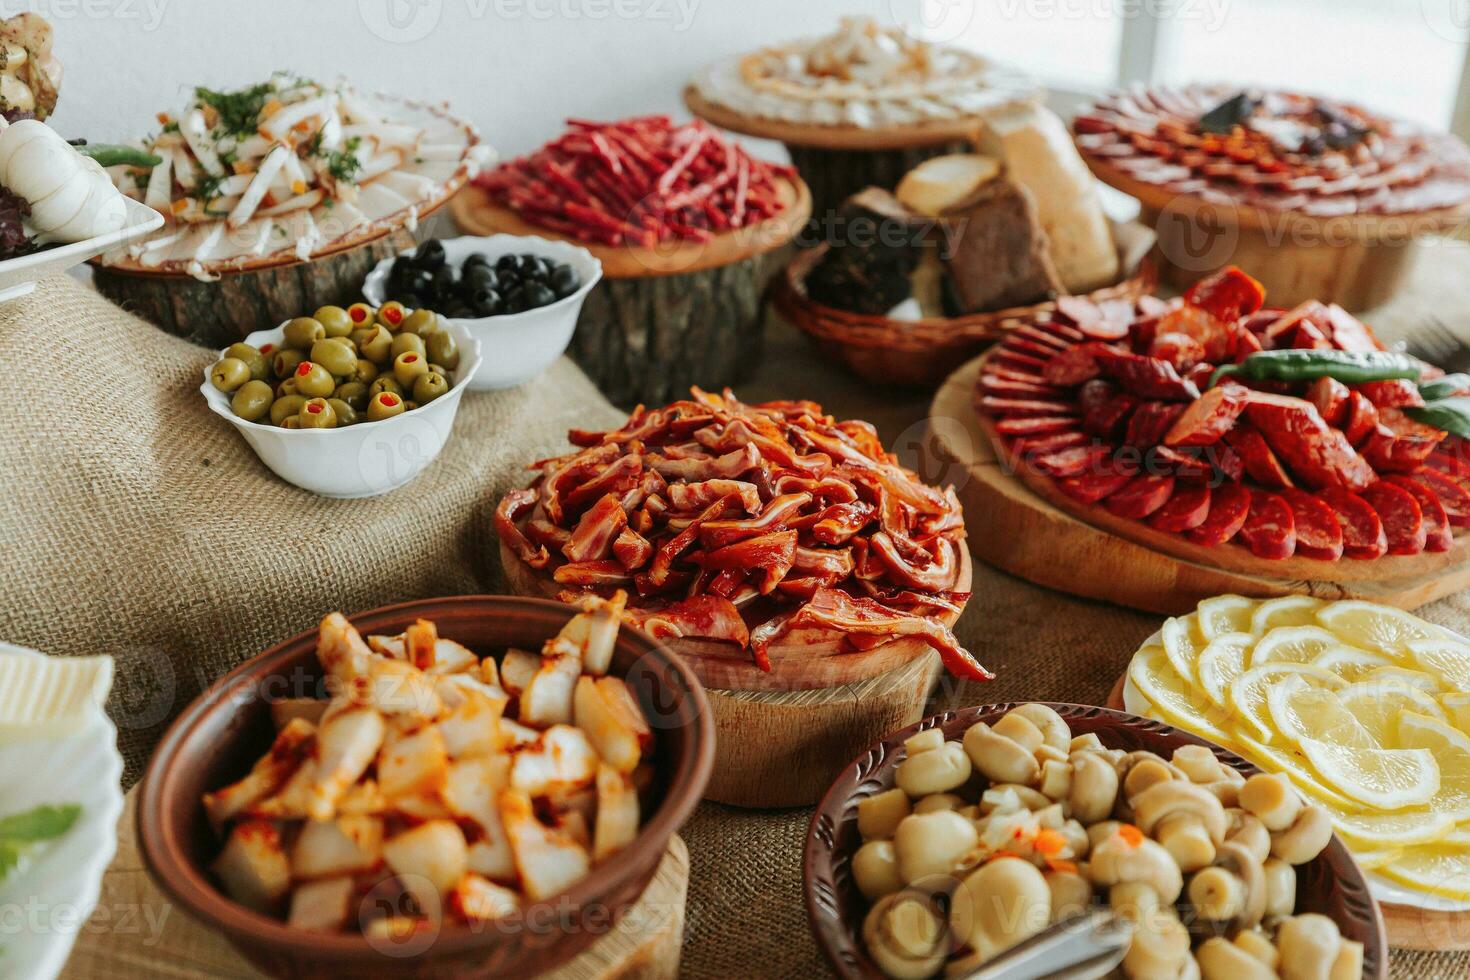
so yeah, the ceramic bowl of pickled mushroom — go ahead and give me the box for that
[804,702,1387,980]
[137,595,713,979]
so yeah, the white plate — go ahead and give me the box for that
[0,197,161,304]
[0,643,124,980]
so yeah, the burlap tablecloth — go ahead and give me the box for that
[6,250,1470,977]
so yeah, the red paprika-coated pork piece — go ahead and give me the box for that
[1359,481,1427,556]
[1278,488,1345,561]
[1306,376,1351,428]
[1149,484,1212,532]
[1238,490,1297,560]
[1103,474,1176,519]
[1382,475,1454,552]
[1185,483,1252,547]
[1163,385,1249,447]
[1316,487,1389,560]
[1184,266,1265,322]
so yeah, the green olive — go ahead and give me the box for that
[401,308,438,335]
[270,394,307,426]
[327,398,359,426]
[272,348,305,379]
[294,362,336,398]
[393,350,430,387]
[276,377,299,398]
[280,416,301,430]
[426,330,459,370]
[413,372,450,405]
[376,301,408,331]
[369,376,404,400]
[230,380,274,421]
[283,317,326,351]
[352,358,379,385]
[224,343,269,381]
[365,391,407,421]
[349,327,376,350]
[334,381,370,410]
[209,357,250,393]
[427,363,447,377]
[401,401,419,411]
[313,305,354,338]
[310,338,359,378]
[390,332,426,360]
[358,325,394,366]
[298,397,338,429]
[346,302,376,330]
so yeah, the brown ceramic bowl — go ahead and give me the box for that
[804,702,1388,979]
[138,595,714,979]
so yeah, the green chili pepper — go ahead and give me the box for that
[1419,373,1470,402]
[1210,349,1423,389]
[1408,398,1470,440]
[75,144,161,169]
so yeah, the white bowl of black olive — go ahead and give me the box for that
[363,234,601,390]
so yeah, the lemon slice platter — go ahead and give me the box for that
[1109,596,1470,949]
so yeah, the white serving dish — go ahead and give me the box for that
[200,321,483,499]
[362,233,601,390]
[0,643,124,980]
[0,196,161,303]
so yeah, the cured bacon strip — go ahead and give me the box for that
[648,443,760,481]
[496,488,549,569]
[702,529,797,594]
[699,493,811,550]
[867,534,959,592]
[749,589,990,681]
[667,479,761,514]
[647,494,738,587]
[562,453,643,515]
[553,560,632,586]
[562,493,628,563]
[613,527,653,570]
[621,595,749,648]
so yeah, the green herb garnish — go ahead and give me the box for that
[325,136,362,185]
[0,804,81,880]
[193,81,276,138]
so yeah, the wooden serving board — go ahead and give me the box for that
[62,790,689,979]
[1103,675,1470,951]
[499,542,962,807]
[448,176,811,280]
[929,353,1470,615]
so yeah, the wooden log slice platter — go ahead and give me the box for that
[928,353,1470,615]
[1104,673,1470,951]
[500,541,965,808]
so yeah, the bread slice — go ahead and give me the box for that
[896,154,1002,217]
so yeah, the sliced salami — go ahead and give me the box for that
[978,397,1080,417]
[992,349,1050,374]
[1163,385,1248,447]
[1238,490,1298,560]
[1382,475,1454,552]
[1103,474,1177,519]
[1031,444,1111,479]
[1359,481,1427,556]
[1010,324,1072,352]
[1316,487,1389,559]
[1057,470,1135,505]
[1149,484,1212,532]
[1151,446,1215,480]
[1355,379,1425,409]
[1409,469,1470,528]
[1081,387,1138,440]
[1306,376,1351,428]
[1343,391,1381,447]
[1030,317,1086,344]
[1057,296,1130,340]
[985,366,1054,385]
[979,376,1062,399]
[1125,402,1187,449]
[1042,343,1110,387]
[1004,336,1073,362]
[1426,449,1470,489]
[1012,430,1091,458]
[995,415,1081,437]
[1185,483,1252,547]
[1222,424,1294,488]
[1278,488,1345,561]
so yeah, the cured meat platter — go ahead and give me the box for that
[929,267,1470,613]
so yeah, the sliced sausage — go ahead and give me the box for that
[1012,430,1091,458]
[1083,389,1138,440]
[1151,446,1215,480]
[1011,324,1072,352]
[1042,342,1111,387]
[1409,469,1470,528]
[1355,379,1425,410]
[1360,481,1427,556]
[1382,475,1454,552]
[995,415,1081,437]
[1057,295,1130,340]
[1184,266,1266,322]
[978,397,1081,417]
[1222,424,1294,488]
[1185,483,1252,547]
[1031,443,1112,479]
[1148,331,1207,372]
[1004,335,1073,362]
[1343,391,1381,447]
[1095,350,1202,401]
[986,365,1055,385]
[979,375,1062,399]
[1030,316,1086,344]
[1163,385,1249,447]
[1103,474,1176,519]
[1426,449,1470,490]
[1306,376,1351,428]
[1149,484,1212,532]
[1057,470,1136,505]
[1238,490,1297,560]
[992,349,1050,374]
[1316,487,1390,559]
[1125,402,1187,448]
[1279,488,1345,561]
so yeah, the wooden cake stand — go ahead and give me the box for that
[927,353,1470,615]
[450,176,811,407]
[500,542,961,809]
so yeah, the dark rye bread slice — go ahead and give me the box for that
[939,176,1064,314]
[804,187,941,316]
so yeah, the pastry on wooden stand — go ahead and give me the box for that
[930,265,1470,613]
[89,75,489,348]
[494,389,986,808]
[1073,85,1470,311]
[684,16,1040,220]
[453,116,809,407]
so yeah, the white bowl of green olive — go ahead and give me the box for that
[362,234,601,391]
[199,303,483,499]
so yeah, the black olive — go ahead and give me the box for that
[523,283,557,309]
[495,253,521,273]
[470,287,502,316]
[462,252,491,272]
[463,262,496,288]
[431,264,459,293]
[550,264,581,297]
[521,257,551,282]
[413,238,446,269]
[502,285,529,314]
[406,267,435,294]
[399,290,425,309]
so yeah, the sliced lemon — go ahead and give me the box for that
[1407,637,1470,691]
[1396,712,1470,821]
[1355,847,1406,870]
[1315,601,1448,659]
[1331,809,1454,849]
[1232,733,1364,812]
[1128,646,1237,748]
[1250,626,1346,668]
[1268,680,1374,748]
[1196,632,1253,713]
[1339,681,1448,746]
[1363,666,1443,693]
[1310,646,1394,683]
[1297,736,1439,811]
[1229,663,1345,743]
[1160,615,1205,688]
[1377,844,1470,901]
[1442,693,1470,735]
[1249,595,1326,637]
[1439,823,1470,847]
[1197,595,1257,641]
